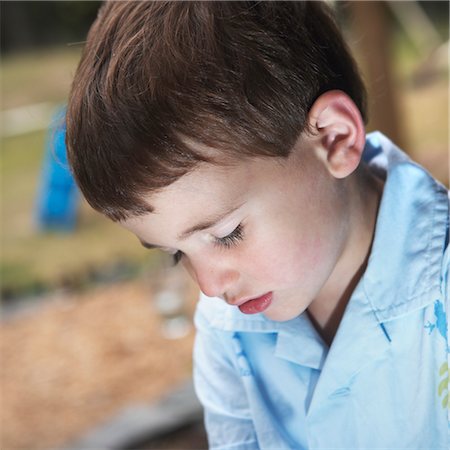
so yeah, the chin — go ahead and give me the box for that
[263,306,303,322]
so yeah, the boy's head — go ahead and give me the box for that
[66,1,367,222]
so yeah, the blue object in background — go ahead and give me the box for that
[35,108,79,231]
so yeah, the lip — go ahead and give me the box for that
[230,292,269,306]
[235,292,273,315]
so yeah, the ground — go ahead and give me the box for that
[1,278,199,450]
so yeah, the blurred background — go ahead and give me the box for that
[0,1,448,449]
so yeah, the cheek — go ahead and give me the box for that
[284,236,332,283]
[246,233,329,285]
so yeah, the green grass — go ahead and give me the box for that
[0,47,160,296]
[0,129,152,295]
[1,47,83,110]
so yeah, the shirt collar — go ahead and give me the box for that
[196,295,328,369]
[361,132,448,322]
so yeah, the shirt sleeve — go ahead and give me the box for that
[193,302,259,450]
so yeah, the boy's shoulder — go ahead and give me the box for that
[361,132,449,319]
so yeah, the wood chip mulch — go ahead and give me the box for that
[1,278,198,450]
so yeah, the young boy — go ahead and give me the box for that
[66,2,449,448]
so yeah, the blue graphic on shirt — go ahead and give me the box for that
[425,300,448,343]
[425,300,450,410]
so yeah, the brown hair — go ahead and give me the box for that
[66,1,367,222]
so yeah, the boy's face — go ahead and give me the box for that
[122,135,353,322]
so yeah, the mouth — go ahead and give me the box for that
[235,292,273,315]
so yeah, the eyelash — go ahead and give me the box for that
[214,223,244,249]
[171,223,245,265]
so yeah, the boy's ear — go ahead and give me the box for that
[307,90,366,179]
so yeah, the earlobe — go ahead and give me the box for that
[308,90,366,179]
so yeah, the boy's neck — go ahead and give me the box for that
[307,165,384,347]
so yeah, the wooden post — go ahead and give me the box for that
[347,1,406,149]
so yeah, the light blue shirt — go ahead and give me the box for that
[193,132,450,449]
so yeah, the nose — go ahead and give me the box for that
[186,257,239,299]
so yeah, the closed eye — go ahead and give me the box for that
[214,223,244,249]
[171,223,244,265]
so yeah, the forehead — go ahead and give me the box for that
[121,155,293,244]
[156,160,251,207]
[121,160,253,242]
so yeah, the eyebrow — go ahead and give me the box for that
[139,202,244,249]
